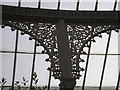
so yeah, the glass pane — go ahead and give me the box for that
[34,54,49,86]
[15,54,33,86]
[0,27,2,51]
[1,0,19,6]
[2,27,16,51]
[119,29,120,54]
[108,31,118,54]
[79,0,96,11]
[90,33,108,54]
[36,46,44,53]
[51,77,60,87]
[2,53,14,86]
[116,1,120,11]
[0,53,2,79]
[60,0,77,10]
[85,55,104,86]
[103,56,118,86]
[18,33,34,52]
[41,0,58,9]
[21,0,39,8]
[98,0,115,11]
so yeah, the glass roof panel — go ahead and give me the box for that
[1,0,19,6]
[1,0,119,11]
[41,0,58,9]
[97,0,115,11]
[21,0,39,8]
[116,1,120,10]
[60,0,77,10]
[79,0,96,11]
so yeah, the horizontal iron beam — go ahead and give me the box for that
[1,5,120,25]
[1,51,120,56]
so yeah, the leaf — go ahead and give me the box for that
[15,81,19,85]
[24,83,26,86]
[23,77,25,81]
[3,81,7,85]
[35,79,38,84]
[2,78,5,83]
[32,78,35,81]
[34,75,37,79]
[33,72,36,75]
[26,80,28,82]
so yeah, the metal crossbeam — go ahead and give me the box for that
[2,5,120,25]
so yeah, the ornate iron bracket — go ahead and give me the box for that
[1,20,120,79]
[1,5,120,79]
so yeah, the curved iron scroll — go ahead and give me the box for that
[1,20,120,79]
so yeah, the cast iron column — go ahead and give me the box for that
[56,20,76,90]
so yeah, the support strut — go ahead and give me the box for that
[56,20,76,90]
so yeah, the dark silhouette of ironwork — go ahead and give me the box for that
[1,0,120,90]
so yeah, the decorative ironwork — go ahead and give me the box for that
[1,21,120,79]
[1,3,120,90]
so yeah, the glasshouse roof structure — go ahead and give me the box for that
[0,0,120,90]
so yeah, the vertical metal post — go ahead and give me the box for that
[99,31,112,90]
[56,19,72,78]
[82,41,92,90]
[57,0,60,10]
[113,0,117,11]
[18,0,21,7]
[76,0,79,11]
[38,0,41,9]
[47,69,52,90]
[56,20,76,90]
[30,41,37,90]
[95,0,98,11]
[116,72,120,90]
[11,30,19,90]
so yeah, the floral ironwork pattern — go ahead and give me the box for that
[2,21,119,79]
